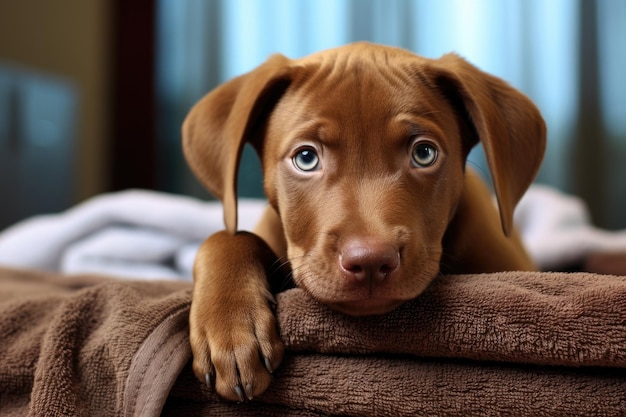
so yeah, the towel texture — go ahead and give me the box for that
[0,267,190,416]
[1,267,625,416]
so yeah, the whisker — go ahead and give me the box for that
[269,256,291,275]
[268,253,318,294]
[434,253,465,279]
[267,256,295,293]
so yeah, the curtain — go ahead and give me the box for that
[156,0,626,229]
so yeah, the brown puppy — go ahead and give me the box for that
[183,42,546,401]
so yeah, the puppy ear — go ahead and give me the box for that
[182,54,292,233]
[434,53,546,236]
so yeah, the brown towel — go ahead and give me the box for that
[278,272,626,367]
[0,267,190,417]
[1,267,625,416]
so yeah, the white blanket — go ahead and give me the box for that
[514,184,626,270]
[0,190,265,280]
[0,186,625,279]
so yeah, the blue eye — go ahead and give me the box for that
[411,142,438,167]
[293,148,320,171]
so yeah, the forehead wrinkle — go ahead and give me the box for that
[284,57,455,172]
[296,56,406,106]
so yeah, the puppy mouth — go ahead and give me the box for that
[298,278,411,316]
[327,298,406,316]
[292,259,437,317]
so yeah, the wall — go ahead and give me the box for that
[0,0,112,204]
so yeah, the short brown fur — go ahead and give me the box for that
[183,42,546,401]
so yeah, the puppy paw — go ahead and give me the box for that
[189,230,284,401]
[189,275,285,402]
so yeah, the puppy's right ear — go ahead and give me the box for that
[182,54,292,233]
[431,54,546,237]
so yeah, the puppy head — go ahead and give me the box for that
[183,42,546,315]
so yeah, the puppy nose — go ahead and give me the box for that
[340,238,400,282]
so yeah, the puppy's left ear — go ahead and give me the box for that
[433,53,546,236]
[182,54,292,233]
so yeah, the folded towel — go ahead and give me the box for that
[515,184,626,270]
[278,272,626,368]
[0,190,266,279]
[1,267,625,416]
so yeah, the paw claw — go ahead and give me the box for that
[264,357,274,374]
[234,385,245,403]
[245,384,254,400]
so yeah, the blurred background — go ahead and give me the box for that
[0,0,624,231]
